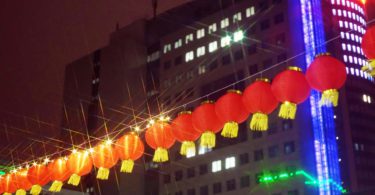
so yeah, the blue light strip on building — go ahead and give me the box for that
[300,0,342,194]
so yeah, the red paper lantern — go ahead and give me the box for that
[215,90,248,138]
[66,150,93,186]
[13,169,32,195]
[47,158,71,192]
[2,174,16,195]
[271,67,311,119]
[91,141,119,180]
[171,111,200,156]
[0,176,4,195]
[361,26,375,76]
[306,53,346,106]
[145,120,176,162]
[11,170,29,195]
[242,78,278,131]
[115,132,144,173]
[192,101,224,148]
[27,163,50,195]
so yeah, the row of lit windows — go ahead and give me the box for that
[340,31,364,44]
[212,157,236,173]
[331,0,365,15]
[343,54,366,66]
[184,30,244,62]
[162,6,255,54]
[346,66,374,81]
[338,20,365,34]
[333,9,366,26]
[342,43,364,56]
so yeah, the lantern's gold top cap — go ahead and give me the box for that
[256,78,270,83]
[201,100,214,105]
[227,89,242,94]
[315,52,331,58]
[178,111,192,115]
[287,66,302,72]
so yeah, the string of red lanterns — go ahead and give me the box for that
[0,53,350,194]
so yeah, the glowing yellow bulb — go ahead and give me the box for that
[105,139,113,145]
[88,148,94,153]
[32,162,37,166]
[361,0,366,4]
[134,126,141,132]
[149,119,155,124]
[72,149,78,154]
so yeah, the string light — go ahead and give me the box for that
[105,139,113,145]
[134,126,141,132]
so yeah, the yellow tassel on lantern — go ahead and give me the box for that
[49,180,63,192]
[153,147,169,162]
[30,184,42,195]
[96,167,110,180]
[320,89,339,107]
[180,141,196,156]
[221,121,239,138]
[362,59,375,76]
[250,113,268,131]
[278,101,297,119]
[16,189,26,195]
[120,159,134,173]
[67,173,81,186]
[4,193,12,195]
[200,131,216,148]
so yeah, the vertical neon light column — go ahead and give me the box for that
[300,0,342,194]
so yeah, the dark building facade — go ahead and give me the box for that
[59,0,374,195]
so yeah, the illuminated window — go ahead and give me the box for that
[163,44,172,54]
[339,21,343,28]
[342,0,345,5]
[344,21,348,28]
[338,9,342,16]
[196,46,205,57]
[221,36,231,47]
[198,65,206,75]
[246,7,255,17]
[349,55,353,63]
[332,9,336,15]
[340,32,345,38]
[342,43,346,50]
[185,33,194,44]
[233,12,242,22]
[208,23,217,34]
[174,39,182,49]
[185,51,194,62]
[336,0,340,4]
[350,67,355,75]
[343,10,347,17]
[208,41,218,53]
[233,30,244,42]
[197,28,205,39]
[343,55,348,62]
[186,148,196,158]
[221,18,229,28]
[225,157,236,169]
[198,146,212,155]
[212,160,222,173]
[363,94,372,104]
